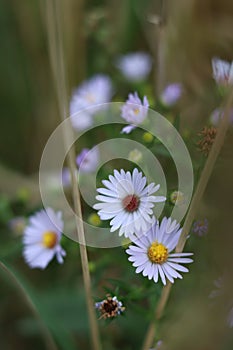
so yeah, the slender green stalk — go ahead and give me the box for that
[0,261,57,350]
[142,90,233,350]
[44,1,101,349]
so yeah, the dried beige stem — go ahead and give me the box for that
[142,90,233,350]
[44,1,101,349]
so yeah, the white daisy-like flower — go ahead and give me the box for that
[70,74,113,130]
[23,208,66,269]
[126,217,193,285]
[93,168,166,238]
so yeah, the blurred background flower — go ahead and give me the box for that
[116,52,152,82]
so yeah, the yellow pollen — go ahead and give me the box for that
[134,108,140,115]
[148,241,168,264]
[42,231,57,249]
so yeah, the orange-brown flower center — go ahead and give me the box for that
[122,194,140,212]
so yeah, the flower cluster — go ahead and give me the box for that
[94,169,193,285]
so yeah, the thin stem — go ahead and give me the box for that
[44,1,101,349]
[142,89,233,350]
[0,261,57,350]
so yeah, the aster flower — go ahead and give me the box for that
[93,168,166,238]
[76,146,100,173]
[192,219,208,237]
[212,57,233,86]
[116,52,152,82]
[160,83,182,107]
[126,217,193,285]
[95,295,125,319]
[210,108,233,126]
[121,92,149,134]
[23,208,66,269]
[70,74,113,130]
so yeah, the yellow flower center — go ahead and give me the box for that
[147,241,168,264]
[42,231,57,249]
[134,107,140,115]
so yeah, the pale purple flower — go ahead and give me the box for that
[116,52,152,82]
[210,108,233,126]
[70,74,113,130]
[93,168,166,238]
[76,146,100,173]
[160,83,182,106]
[126,217,193,285]
[192,219,208,237]
[212,57,233,86]
[23,208,66,269]
[121,92,149,134]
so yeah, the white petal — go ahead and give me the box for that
[132,254,148,267]
[142,262,153,277]
[97,188,118,197]
[95,195,120,203]
[163,263,183,279]
[166,261,189,273]
[161,264,174,283]
[167,257,193,264]
[158,264,167,285]
[135,261,148,274]
[153,265,159,283]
